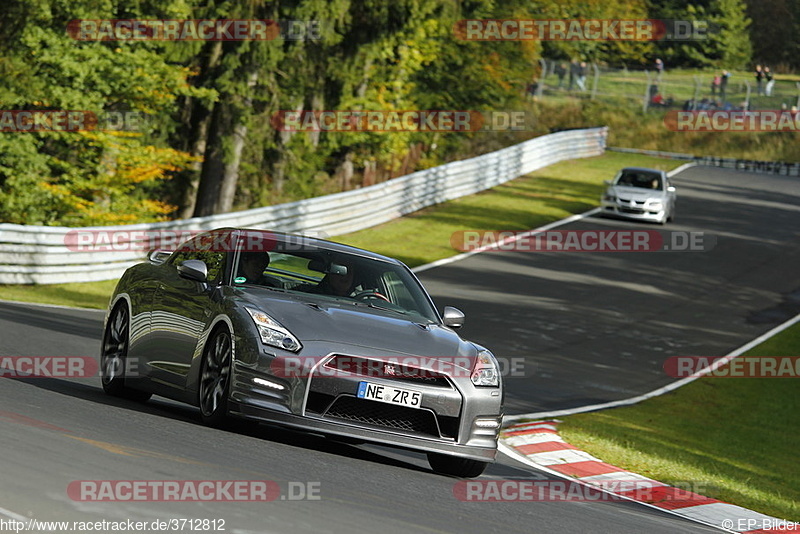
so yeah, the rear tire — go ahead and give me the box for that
[427,452,488,478]
[100,303,152,402]
[199,328,233,427]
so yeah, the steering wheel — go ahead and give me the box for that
[353,290,390,302]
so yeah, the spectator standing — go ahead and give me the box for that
[754,65,764,95]
[568,59,579,90]
[719,70,730,101]
[526,78,539,101]
[576,61,587,91]
[554,62,567,89]
[654,58,664,79]
[711,74,721,96]
[764,66,775,96]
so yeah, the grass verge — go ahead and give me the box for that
[337,151,680,266]
[0,152,681,309]
[533,98,800,163]
[0,279,118,310]
[557,322,800,521]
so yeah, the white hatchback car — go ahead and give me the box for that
[601,167,676,224]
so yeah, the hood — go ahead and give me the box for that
[236,289,477,359]
[610,185,666,201]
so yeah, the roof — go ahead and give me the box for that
[619,167,667,175]
[219,227,403,265]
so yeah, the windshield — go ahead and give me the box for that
[614,170,663,190]
[232,244,439,324]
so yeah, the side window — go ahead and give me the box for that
[170,240,226,284]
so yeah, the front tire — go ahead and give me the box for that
[101,303,151,402]
[427,452,488,478]
[199,328,233,427]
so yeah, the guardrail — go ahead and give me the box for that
[0,127,608,284]
[608,146,800,176]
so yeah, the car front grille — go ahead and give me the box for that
[324,395,443,438]
[618,197,646,206]
[324,355,453,388]
[619,206,645,214]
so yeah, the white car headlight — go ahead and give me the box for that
[647,200,663,209]
[471,350,500,387]
[245,307,302,352]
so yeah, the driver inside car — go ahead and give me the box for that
[310,261,358,297]
[305,259,390,301]
[237,252,273,286]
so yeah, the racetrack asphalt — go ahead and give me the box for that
[1,165,797,532]
[419,166,800,413]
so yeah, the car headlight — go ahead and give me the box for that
[245,307,302,352]
[647,200,663,209]
[603,192,616,201]
[471,350,500,387]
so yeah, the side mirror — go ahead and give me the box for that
[148,250,173,265]
[667,186,676,193]
[442,306,465,329]
[177,259,208,282]
[603,180,612,186]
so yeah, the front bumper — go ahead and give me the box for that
[229,400,499,461]
[601,201,666,222]
[229,339,503,462]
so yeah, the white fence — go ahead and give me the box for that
[0,127,608,284]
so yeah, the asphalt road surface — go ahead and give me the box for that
[2,165,796,532]
[419,166,800,413]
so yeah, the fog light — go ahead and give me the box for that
[253,377,285,390]
[475,418,501,429]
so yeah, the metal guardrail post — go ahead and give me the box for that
[538,58,547,98]
[796,82,800,109]
[692,75,702,110]
[744,80,751,110]
[643,71,652,113]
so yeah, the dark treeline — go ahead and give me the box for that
[0,0,787,225]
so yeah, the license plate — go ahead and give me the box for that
[357,381,422,408]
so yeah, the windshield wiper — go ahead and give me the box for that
[366,301,407,315]
[261,285,288,293]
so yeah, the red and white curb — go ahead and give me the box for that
[499,420,797,533]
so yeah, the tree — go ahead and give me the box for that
[0,0,202,225]
[710,0,752,69]
[745,0,798,69]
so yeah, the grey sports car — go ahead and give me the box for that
[600,167,676,224]
[101,228,503,477]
